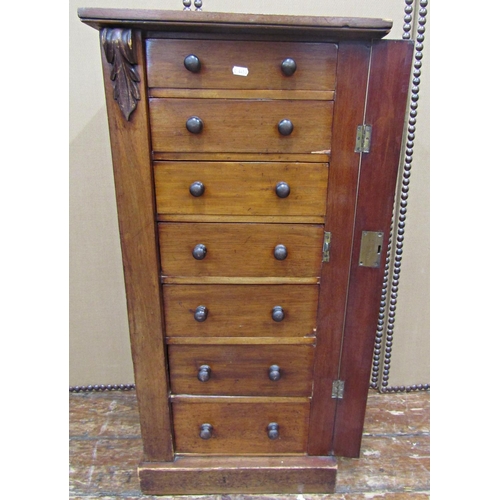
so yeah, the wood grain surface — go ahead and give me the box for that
[158,222,324,278]
[149,98,333,153]
[139,455,337,494]
[149,88,335,100]
[162,276,320,285]
[158,214,326,224]
[166,337,316,345]
[153,152,331,163]
[99,29,174,462]
[332,40,414,458]
[146,39,337,91]
[78,8,392,40]
[154,161,328,217]
[163,284,319,337]
[171,399,310,454]
[140,454,337,495]
[168,344,314,396]
[307,41,372,457]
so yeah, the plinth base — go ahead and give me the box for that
[139,455,337,495]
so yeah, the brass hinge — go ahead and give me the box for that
[322,231,332,262]
[355,124,372,153]
[332,380,345,399]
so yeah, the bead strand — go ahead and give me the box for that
[378,0,428,393]
[371,383,430,393]
[370,215,393,389]
[69,384,136,393]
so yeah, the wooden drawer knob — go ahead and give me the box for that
[194,305,208,322]
[274,244,288,260]
[199,423,213,439]
[197,364,211,382]
[184,54,201,73]
[278,119,293,136]
[281,58,297,76]
[186,116,204,134]
[192,243,207,260]
[267,422,279,439]
[189,181,205,197]
[275,181,290,198]
[271,306,285,322]
[268,364,281,381]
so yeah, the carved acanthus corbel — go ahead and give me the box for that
[101,28,140,121]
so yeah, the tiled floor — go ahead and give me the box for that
[69,390,430,499]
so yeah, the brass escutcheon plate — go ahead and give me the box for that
[359,231,384,268]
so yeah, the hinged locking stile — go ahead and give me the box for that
[332,380,345,399]
[355,124,372,153]
[322,231,332,262]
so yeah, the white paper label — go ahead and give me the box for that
[232,66,249,77]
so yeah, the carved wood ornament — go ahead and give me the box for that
[101,28,140,121]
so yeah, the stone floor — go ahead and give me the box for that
[69,389,430,499]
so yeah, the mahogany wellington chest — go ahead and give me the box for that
[78,8,413,495]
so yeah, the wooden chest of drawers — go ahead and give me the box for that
[79,8,413,495]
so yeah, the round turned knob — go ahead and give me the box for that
[197,365,211,382]
[194,305,208,322]
[267,422,279,440]
[186,116,204,134]
[189,181,205,197]
[281,58,297,76]
[184,54,201,73]
[275,181,290,198]
[199,423,213,439]
[278,119,293,136]
[269,364,281,381]
[192,244,207,260]
[274,244,288,260]
[272,306,285,322]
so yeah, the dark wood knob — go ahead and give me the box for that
[269,364,281,381]
[194,305,208,322]
[267,422,279,440]
[197,365,211,382]
[274,244,288,260]
[281,58,297,76]
[186,116,204,134]
[189,181,205,197]
[275,181,290,198]
[278,119,293,136]
[184,54,201,72]
[199,423,213,439]
[192,244,207,260]
[272,306,285,322]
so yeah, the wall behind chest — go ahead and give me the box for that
[69,0,429,389]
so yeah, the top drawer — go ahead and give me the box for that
[146,39,338,91]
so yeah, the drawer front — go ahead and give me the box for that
[168,345,314,396]
[146,39,337,91]
[163,284,319,338]
[149,99,333,153]
[158,222,324,278]
[154,161,328,217]
[172,400,309,454]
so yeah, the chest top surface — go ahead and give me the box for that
[78,8,392,39]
